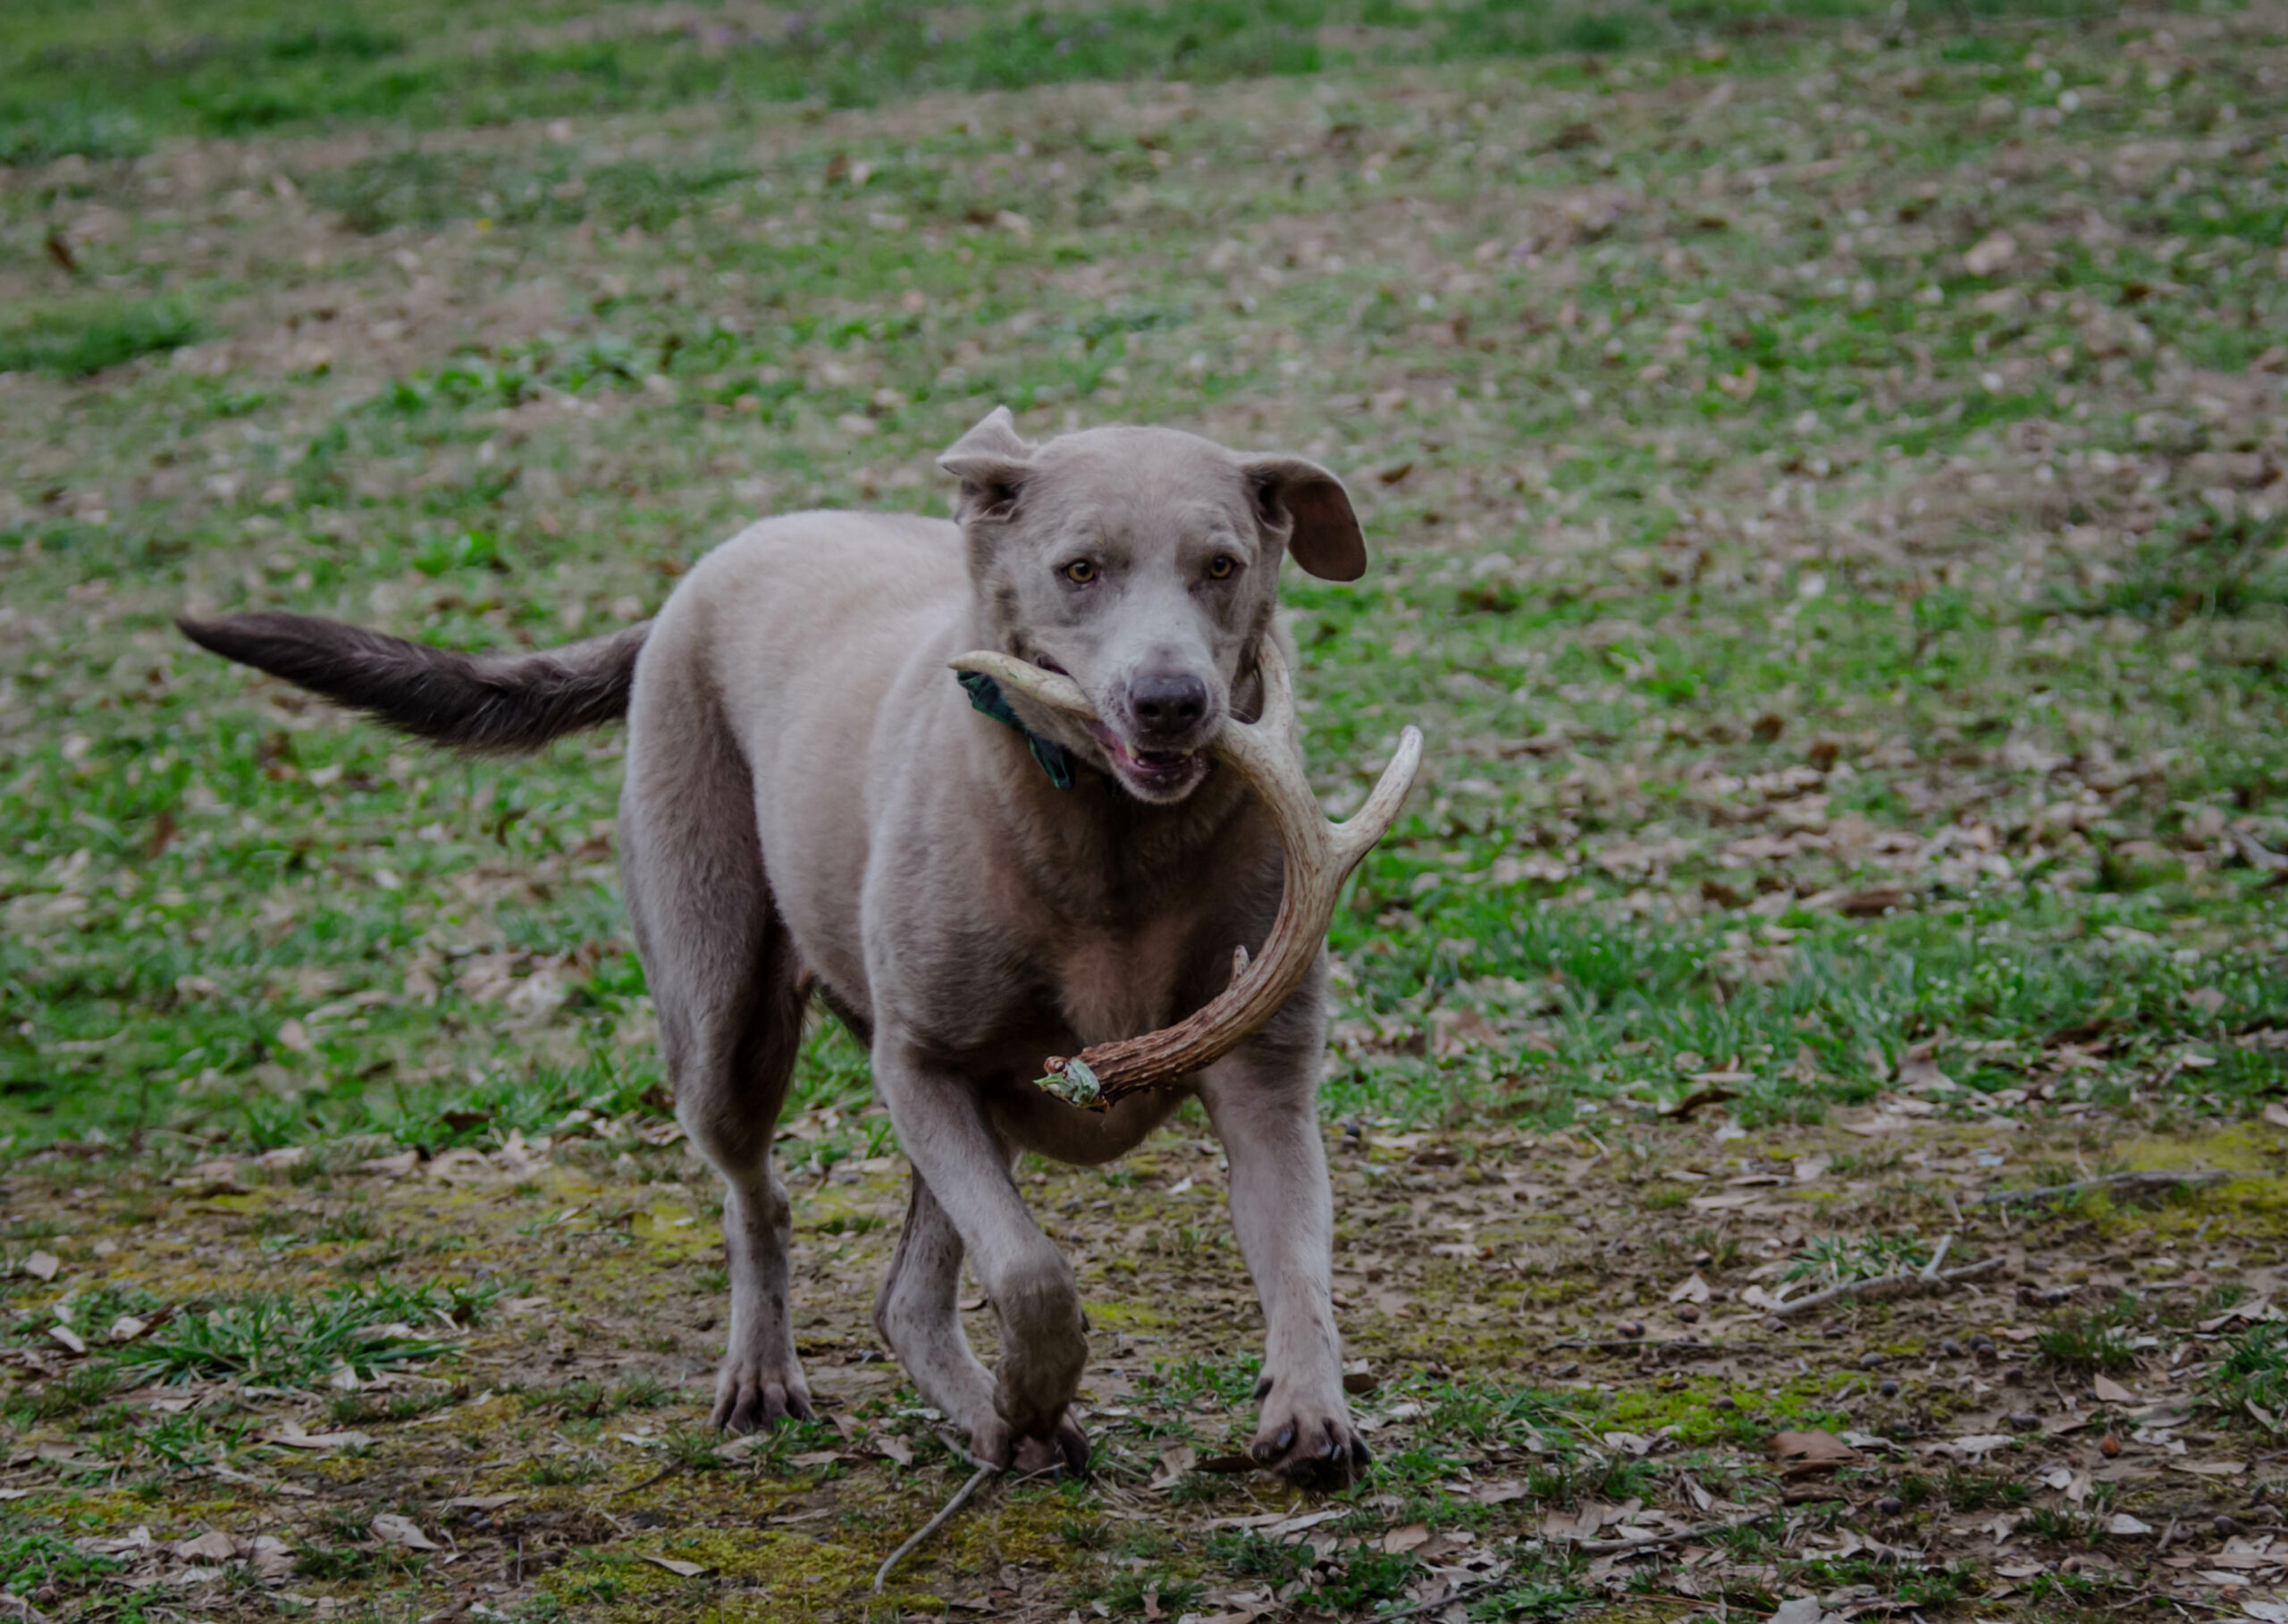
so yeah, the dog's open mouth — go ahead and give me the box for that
[1085,721,1208,798]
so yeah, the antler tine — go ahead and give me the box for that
[948,638,1421,1109]
[1334,726,1424,864]
[1239,635,1296,740]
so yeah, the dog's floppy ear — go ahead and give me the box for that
[1239,454,1367,582]
[938,406,1037,522]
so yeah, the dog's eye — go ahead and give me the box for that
[1207,555,1238,581]
[1061,559,1098,585]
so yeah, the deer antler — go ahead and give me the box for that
[948,639,1423,1109]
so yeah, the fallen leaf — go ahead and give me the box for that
[1261,1508,1345,1538]
[172,1530,238,1561]
[1474,1480,1527,1504]
[23,1250,59,1282]
[1896,1041,1953,1090]
[359,1149,419,1177]
[1767,1430,1864,1474]
[2266,1102,2288,1131]
[1150,1444,1197,1490]
[47,1325,85,1355]
[786,1451,845,1468]
[1541,1503,1610,1541]
[1668,1271,1712,1304]
[1933,1434,2015,1460]
[276,1018,313,1053]
[1382,1522,1431,1553]
[2173,1460,2248,1477]
[642,1556,711,1578]
[2108,1513,2154,1537]
[1839,1114,1914,1137]
[1771,1599,1830,1624]
[1964,229,2017,276]
[265,1422,372,1451]
[877,1435,914,1468]
[370,1514,440,1551]
[2092,1374,2134,1404]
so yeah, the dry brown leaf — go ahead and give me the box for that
[1896,1042,1954,1090]
[171,1530,238,1562]
[369,1514,440,1551]
[1150,1443,1197,1490]
[642,1556,711,1578]
[1766,1430,1864,1474]
[2092,1374,2134,1404]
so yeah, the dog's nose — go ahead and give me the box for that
[1129,672,1208,742]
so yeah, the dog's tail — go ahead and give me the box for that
[176,610,650,755]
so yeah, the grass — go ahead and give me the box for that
[2035,1299,2139,1376]
[0,0,2170,162]
[1783,1231,1931,1283]
[120,1280,493,1387]
[0,299,201,379]
[2208,1323,2288,1433]
[2,1,2287,1616]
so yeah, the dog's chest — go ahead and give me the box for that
[1047,913,1199,1049]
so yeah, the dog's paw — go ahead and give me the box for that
[988,1274,1089,1441]
[710,1359,815,1435]
[971,1410,1091,1479]
[1249,1382,1370,1490]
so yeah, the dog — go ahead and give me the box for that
[180,407,1375,1486]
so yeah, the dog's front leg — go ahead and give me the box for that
[1198,1044,1369,1490]
[876,1030,1090,1474]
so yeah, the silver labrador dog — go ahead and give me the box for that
[181,407,1375,1486]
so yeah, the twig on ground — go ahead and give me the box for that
[1571,1509,1779,1554]
[1767,1256,2005,1319]
[1974,1170,2226,1207]
[1921,1233,1954,1279]
[1366,1578,1502,1622]
[873,1460,997,1594]
[609,1462,680,1499]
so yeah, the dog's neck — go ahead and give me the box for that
[955,681,1271,928]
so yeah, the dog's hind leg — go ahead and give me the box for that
[872,1158,1090,1474]
[874,1174,994,1435]
[621,686,812,1433]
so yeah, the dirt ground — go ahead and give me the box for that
[4,1095,2283,1621]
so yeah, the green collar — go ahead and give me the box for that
[957,670,1076,790]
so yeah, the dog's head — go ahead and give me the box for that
[940,407,1365,804]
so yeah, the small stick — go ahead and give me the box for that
[1921,1233,1954,1280]
[873,1460,997,1594]
[610,1461,680,1499]
[1571,1508,1778,1554]
[1766,1256,2004,1319]
[1973,1170,2225,1207]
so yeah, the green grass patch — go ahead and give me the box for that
[0,299,200,378]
